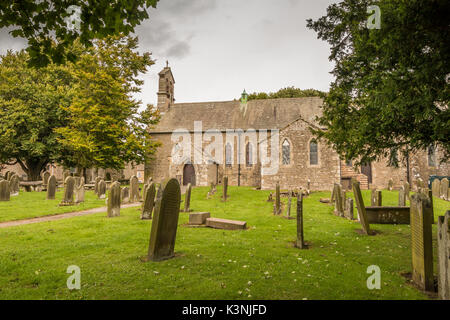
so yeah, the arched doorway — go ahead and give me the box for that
[183,164,196,186]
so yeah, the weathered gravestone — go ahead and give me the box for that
[273,182,281,215]
[75,177,85,203]
[107,181,121,217]
[141,182,156,220]
[98,180,106,199]
[42,171,50,189]
[295,192,305,249]
[334,184,344,217]
[440,178,449,201]
[147,178,181,262]
[46,175,57,200]
[404,181,411,201]
[437,211,450,300]
[331,183,337,203]
[183,183,192,212]
[94,176,102,195]
[189,212,210,225]
[285,191,293,219]
[388,179,394,191]
[0,180,10,201]
[121,186,130,203]
[206,218,247,230]
[416,178,425,191]
[398,186,407,206]
[371,189,382,206]
[352,180,372,235]
[129,175,140,203]
[345,198,354,220]
[222,176,228,201]
[60,176,75,206]
[432,179,441,198]
[63,171,70,187]
[410,193,434,292]
[9,174,20,196]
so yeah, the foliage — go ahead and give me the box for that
[0,0,159,67]
[0,50,73,180]
[307,0,450,166]
[246,87,324,101]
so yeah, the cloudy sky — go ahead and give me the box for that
[0,0,338,107]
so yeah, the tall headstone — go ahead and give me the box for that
[183,183,192,213]
[388,178,394,191]
[121,186,130,203]
[98,179,106,199]
[42,171,50,188]
[410,193,434,291]
[141,182,156,220]
[334,184,344,217]
[404,181,411,201]
[9,174,20,196]
[345,198,354,220]
[295,193,305,249]
[331,183,337,202]
[107,181,121,217]
[286,191,292,218]
[440,178,449,200]
[94,176,102,195]
[437,211,450,300]
[46,175,57,200]
[147,178,181,262]
[0,180,10,201]
[75,177,85,203]
[222,176,228,201]
[60,176,75,206]
[432,179,441,198]
[274,182,281,215]
[398,186,407,206]
[352,180,371,235]
[129,175,140,203]
[371,189,382,206]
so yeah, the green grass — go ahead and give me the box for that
[0,187,448,300]
[0,190,106,222]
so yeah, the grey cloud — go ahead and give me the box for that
[165,41,190,59]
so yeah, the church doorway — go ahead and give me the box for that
[361,162,372,184]
[183,164,196,186]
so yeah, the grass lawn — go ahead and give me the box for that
[0,186,448,300]
[0,190,106,222]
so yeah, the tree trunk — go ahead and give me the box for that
[17,158,48,181]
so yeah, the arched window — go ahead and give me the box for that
[428,145,436,167]
[282,139,291,165]
[246,143,253,167]
[310,140,318,165]
[225,143,232,167]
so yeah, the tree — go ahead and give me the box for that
[55,35,161,173]
[0,50,73,180]
[307,0,450,165]
[0,0,159,67]
[246,87,324,101]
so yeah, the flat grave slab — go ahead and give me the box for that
[365,206,410,224]
[206,218,247,230]
[189,212,210,225]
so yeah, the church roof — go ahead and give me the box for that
[150,96,323,133]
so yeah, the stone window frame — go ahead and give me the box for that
[308,138,320,167]
[225,142,233,167]
[280,138,293,167]
[246,142,254,167]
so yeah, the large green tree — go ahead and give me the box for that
[0,50,73,180]
[307,0,450,165]
[0,0,159,66]
[55,35,161,173]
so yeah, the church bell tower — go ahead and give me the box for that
[157,61,175,114]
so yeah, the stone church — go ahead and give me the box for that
[146,66,450,191]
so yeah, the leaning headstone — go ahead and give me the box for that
[295,193,305,249]
[398,186,407,206]
[222,176,228,201]
[388,179,394,191]
[129,175,140,203]
[440,178,449,200]
[371,189,382,206]
[97,179,106,199]
[432,179,441,198]
[183,183,192,212]
[141,182,156,220]
[0,180,10,201]
[107,181,121,217]
[352,180,371,235]
[46,175,57,200]
[75,177,85,203]
[437,211,450,300]
[410,193,434,291]
[9,174,20,196]
[345,198,354,220]
[147,178,181,262]
[42,171,50,188]
[121,186,130,203]
[60,176,75,206]
[274,182,281,215]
